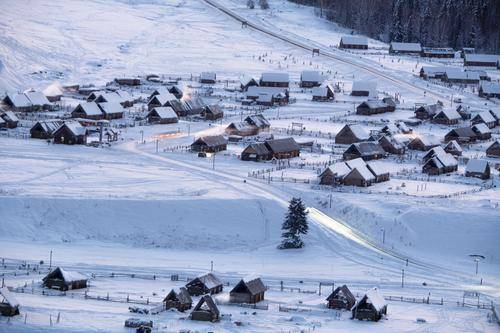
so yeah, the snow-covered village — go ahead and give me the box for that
[0,0,499,332]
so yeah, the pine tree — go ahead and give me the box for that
[279,197,309,249]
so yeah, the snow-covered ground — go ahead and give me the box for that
[0,0,499,332]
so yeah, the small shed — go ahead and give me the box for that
[0,111,19,128]
[465,159,490,180]
[185,273,223,296]
[241,143,272,161]
[191,295,220,322]
[147,107,178,124]
[30,120,64,139]
[0,287,20,317]
[300,71,323,88]
[191,136,227,153]
[339,36,368,49]
[343,142,387,161]
[335,124,370,144]
[326,285,356,310]
[366,162,390,183]
[200,72,216,84]
[114,78,141,86]
[71,102,103,120]
[202,105,224,121]
[319,162,351,186]
[52,122,87,145]
[42,267,88,291]
[229,277,266,304]
[351,288,387,321]
[265,137,300,159]
[432,109,461,125]
[486,141,500,158]
[245,114,270,131]
[164,287,192,312]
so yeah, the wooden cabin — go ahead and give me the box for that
[432,109,461,125]
[351,81,376,97]
[97,102,124,120]
[378,136,405,155]
[30,120,64,139]
[479,82,500,99]
[335,124,369,144]
[245,114,270,131]
[200,72,216,84]
[229,277,266,304]
[191,295,220,322]
[367,162,390,183]
[415,104,442,120]
[343,142,387,161]
[444,140,463,156]
[168,85,184,99]
[147,107,178,124]
[422,153,458,175]
[265,138,300,159]
[421,47,455,58]
[465,160,490,180]
[339,36,368,50]
[191,136,227,153]
[163,287,192,312]
[24,91,52,111]
[226,122,258,137]
[0,287,20,317]
[319,162,351,186]
[489,109,500,126]
[259,72,289,88]
[444,127,477,143]
[407,136,440,151]
[300,71,322,88]
[351,288,387,322]
[240,75,259,92]
[464,54,499,67]
[326,285,356,310]
[389,42,422,55]
[0,111,19,129]
[2,93,32,112]
[471,123,492,140]
[52,122,87,145]
[184,97,208,116]
[456,105,472,120]
[343,166,375,187]
[356,100,395,115]
[486,141,500,158]
[442,70,480,84]
[42,267,88,291]
[185,273,223,296]
[312,85,335,101]
[71,102,103,120]
[114,78,141,86]
[241,143,272,161]
[147,93,177,111]
[471,112,496,129]
[202,105,223,121]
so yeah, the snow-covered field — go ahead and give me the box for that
[0,0,499,332]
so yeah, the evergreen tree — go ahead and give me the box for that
[247,0,255,9]
[259,0,270,10]
[279,197,309,249]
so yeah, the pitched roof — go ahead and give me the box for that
[43,267,87,283]
[32,120,64,133]
[194,136,227,147]
[465,53,500,63]
[240,75,257,86]
[246,86,287,98]
[245,114,270,128]
[260,72,289,83]
[434,109,461,120]
[0,287,19,308]
[345,158,375,181]
[57,122,87,136]
[300,70,322,82]
[43,83,63,97]
[445,140,462,152]
[1,111,19,122]
[472,112,496,123]
[417,135,441,147]
[193,295,220,315]
[244,142,270,156]
[345,124,369,140]
[436,153,458,167]
[326,285,355,302]
[5,93,31,108]
[150,106,177,119]
[472,123,491,134]
[352,81,377,94]
[98,102,124,115]
[265,137,300,153]
[325,162,351,178]
[448,127,476,137]
[366,161,389,176]
[390,42,422,52]
[201,72,216,81]
[231,277,266,296]
[341,36,368,46]
[480,82,500,94]
[25,91,51,106]
[364,288,386,311]
[444,69,480,81]
[76,102,102,116]
[348,142,385,156]
[466,159,489,173]
[345,166,375,182]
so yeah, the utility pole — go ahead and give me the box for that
[49,250,53,269]
[155,139,159,153]
[382,229,385,244]
[212,153,216,170]
[210,261,213,272]
[401,269,405,288]
[329,193,332,208]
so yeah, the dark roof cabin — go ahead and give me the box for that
[0,287,20,317]
[351,81,376,97]
[343,142,387,161]
[415,104,442,120]
[259,72,289,88]
[168,99,191,116]
[71,102,103,120]
[241,143,272,161]
[300,71,322,88]
[30,120,64,139]
[191,136,227,153]
[42,267,88,291]
[191,295,220,322]
[456,105,471,120]
[422,152,458,175]
[229,277,266,304]
[465,159,490,180]
[185,273,223,296]
[335,124,370,144]
[319,162,352,186]
[147,93,177,111]
[202,105,224,121]
[0,111,19,129]
[200,72,216,84]
[356,100,395,115]
[147,107,178,124]
[53,122,87,145]
[444,127,477,143]
[164,287,192,312]
[168,85,184,99]
[486,141,500,158]
[184,97,207,116]
[352,288,387,322]
[326,285,356,310]
[265,138,300,159]
[339,36,368,49]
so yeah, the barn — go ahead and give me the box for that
[259,72,289,88]
[335,124,370,144]
[0,111,19,129]
[300,71,323,88]
[229,277,266,304]
[241,143,272,161]
[245,114,270,131]
[471,112,496,129]
[339,36,368,49]
[42,267,88,291]
[30,120,64,139]
[265,137,300,159]
[163,287,192,312]
[356,100,395,115]
[191,295,219,322]
[432,109,461,125]
[444,127,477,143]
[52,122,87,145]
[343,165,375,187]
[389,42,422,54]
[0,287,20,317]
[71,102,103,120]
[421,47,455,58]
[147,107,178,124]
[200,72,216,84]
[351,288,387,322]
[190,136,227,153]
[202,105,223,121]
[343,142,387,161]
[326,285,356,310]
[185,273,223,296]
[486,141,500,158]
[351,81,377,97]
[465,159,490,180]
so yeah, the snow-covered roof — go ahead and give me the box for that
[5,93,31,108]
[396,121,410,132]
[98,92,122,104]
[465,53,500,63]
[151,106,177,119]
[201,72,216,81]
[422,47,455,55]
[196,273,222,289]
[390,42,422,52]
[421,66,447,75]
[0,287,19,308]
[360,100,388,109]
[419,135,441,147]
[382,123,399,133]
[62,122,87,136]
[480,82,500,94]
[98,102,124,115]
[246,86,287,98]
[473,112,496,123]
[365,288,386,311]
[25,91,51,106]
[341,36,368,46]
[327,162,351,177]
[1,111,19,122]
[445,69,480,81]
[33,120,64,133]
[466,159,489,173]
[435,108,461,120]
[348,165,375,182]
[115,90,133,101]
[78,102,102,116]
[240,75,257,86]
[345,157,366,170]
[425,146,446,158]
[472,122,491,134]
[436,153,457,168]
[45,267,87,282]
[300,70,322,82]
[260,72,289,83]
[312,86,328,97]
[366,161,388,176]
[489,109,500,120]
[352,81,377,95]
[43,83,63,97]
[445,140,462,152]
[347,124,369,140]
